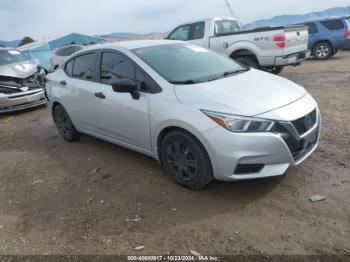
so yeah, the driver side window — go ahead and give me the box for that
[100,52,135,85]
[168,25,191,41]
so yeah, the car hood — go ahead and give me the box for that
[174,69,307,116]
[0,60,39,79]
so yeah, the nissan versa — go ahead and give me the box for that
[45,40,321,189]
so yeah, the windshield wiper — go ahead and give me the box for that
[207,68,250,82]
[169,80,197,85]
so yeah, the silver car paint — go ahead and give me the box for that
[46,40,320,181]
[0,49,46,113]
[0,60,39,79]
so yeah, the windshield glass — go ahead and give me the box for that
[132,44,245,84]
[215,20,240,35]
[0,49,30,66]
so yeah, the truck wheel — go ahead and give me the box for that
[313,42,332,60]
[263,66,284,75]
[53,105,81,141]
[234,56,259,69]
[160,131,213,190]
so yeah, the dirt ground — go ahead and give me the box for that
[0,52,349,256]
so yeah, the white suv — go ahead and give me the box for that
[50,44,83,71]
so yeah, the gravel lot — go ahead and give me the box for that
[0,52,349,256]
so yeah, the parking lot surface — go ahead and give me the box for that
[0,52,349,255]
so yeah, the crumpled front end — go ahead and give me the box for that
[0,67,47,113]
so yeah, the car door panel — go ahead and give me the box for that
[60,53,100,132]
[93,51,152,152]
[93,85,151,150]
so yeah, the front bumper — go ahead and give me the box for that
[202,107,320,181]
[0,89,46,113]
[274,50,311,66]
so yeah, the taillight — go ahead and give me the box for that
[345,30,350,38]
[273,35,286,48]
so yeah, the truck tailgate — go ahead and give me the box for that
[284,26,309,55]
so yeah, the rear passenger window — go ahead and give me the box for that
[100,52,135,85]
[306,23,318,34]
[193,22,205,40]
[72,53,96,81]
[321,20,344,30]
[65,59,73,77]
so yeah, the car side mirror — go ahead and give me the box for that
[111,78,140,100]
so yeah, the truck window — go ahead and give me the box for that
[321,20,344,30]
[306,23,318,34]
[168,25,191,41]
[215,20,240,35]
[193,22,205,40]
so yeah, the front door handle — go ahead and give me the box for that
[94,92,106,99]
[59,80,67,86]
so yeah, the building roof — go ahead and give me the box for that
[48,33,106,49]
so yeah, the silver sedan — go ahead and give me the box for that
[0,48,46,113]
[46,40,320,189]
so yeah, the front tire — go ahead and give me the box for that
[313,42,332,60]
[53,105,80,141]
[160,131,213,189]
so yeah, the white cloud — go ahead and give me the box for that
[0,0,349,40]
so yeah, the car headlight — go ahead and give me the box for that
[202,110,275,133]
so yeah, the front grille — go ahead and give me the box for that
[292,109,317,135]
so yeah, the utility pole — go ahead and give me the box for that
[224,0,235,17]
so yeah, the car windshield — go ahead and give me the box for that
[0,49,30,66]
[132,44,246,84]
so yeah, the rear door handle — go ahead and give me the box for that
[59,80,67,86]
[94,92,106,99]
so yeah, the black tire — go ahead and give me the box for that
[53,105,80,141]
[312,42,333,60]
[234,56,259,69]
[263,66,284,75]
[160,131,213,189]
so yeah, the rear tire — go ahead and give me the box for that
[53,105,80,141]
[160,131,213,189]
[313,42,332,60]
[234,56,259,69]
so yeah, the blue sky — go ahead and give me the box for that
[0,0,349,40]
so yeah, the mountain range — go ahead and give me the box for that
[1,6,349,47]
[243,6,350,29]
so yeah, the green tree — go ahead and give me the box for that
[19,36,35,46]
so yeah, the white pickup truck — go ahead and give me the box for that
[166,17,311,74]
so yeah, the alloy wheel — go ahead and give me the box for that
[316,45,330,59]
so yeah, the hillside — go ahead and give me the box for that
[243,6,350,29]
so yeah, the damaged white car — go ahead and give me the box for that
[0,48,46,113]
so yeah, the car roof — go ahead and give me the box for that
[85,39,185,51]
[299,16,348,24]
[170,17,237,29]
